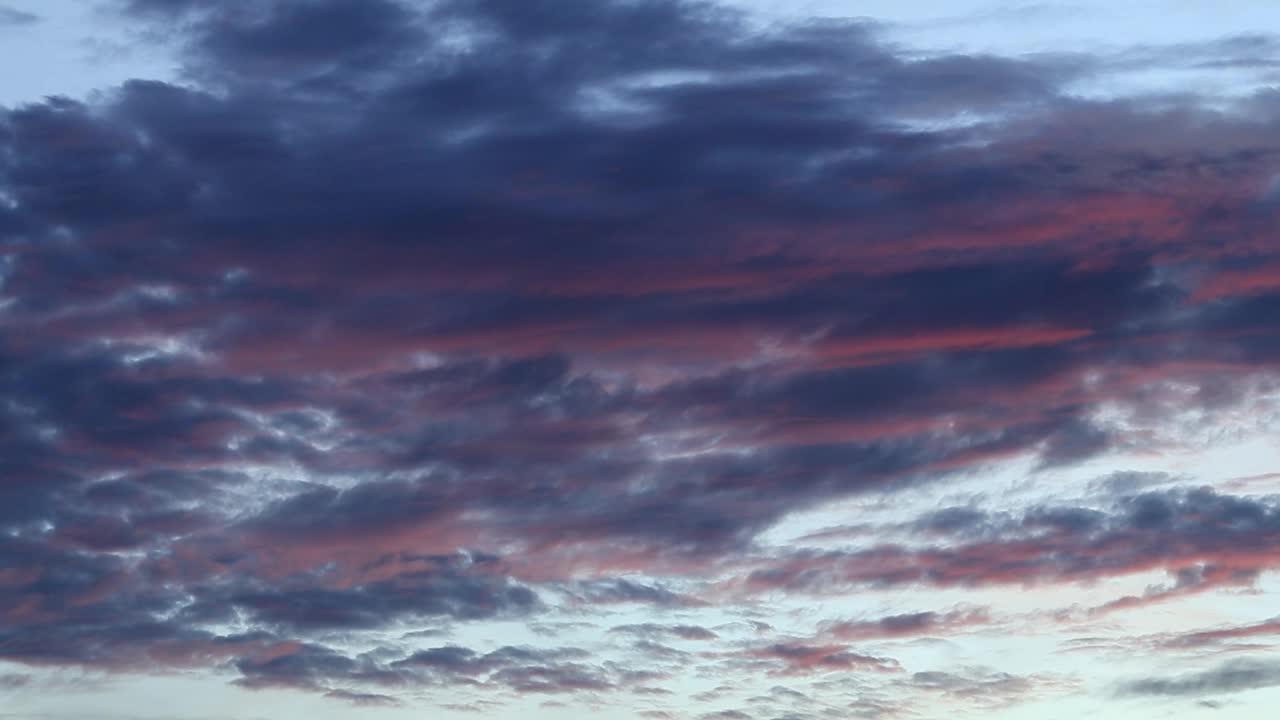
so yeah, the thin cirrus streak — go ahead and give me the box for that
[0,0,1279,719]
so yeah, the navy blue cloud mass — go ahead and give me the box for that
[1,1,1279,718]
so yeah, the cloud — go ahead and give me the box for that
[701,711,753,720]
[1,0,1280,715]
[221,568,541,632]
[745,643,901,676]
[740,488,1280,595]
[234,642,404,691]
[0,673,32,690]
[901,667,1073,709]
[824,608,990,641]
[393,644,618,695]
[0,5,37,26]
[1165,617,1280,649]
[566,579,705,608]
[610,623,719,641]
[1118,659,1280,698]
[324,689,402,707]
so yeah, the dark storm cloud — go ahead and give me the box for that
[1,0,1279,711]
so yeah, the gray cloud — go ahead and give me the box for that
[0,5,37,26]
[1118,659,1280,698]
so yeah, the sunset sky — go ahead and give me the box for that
[2,1,1280,719]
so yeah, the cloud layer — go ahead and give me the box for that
[2,0,1279,717]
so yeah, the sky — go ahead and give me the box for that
[1,1,1279,719]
